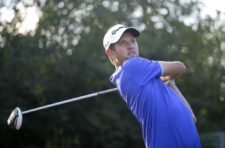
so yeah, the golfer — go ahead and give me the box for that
[103,24,201,148]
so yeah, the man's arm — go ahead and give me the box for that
[159,61,197,123]
[159,61,186,80]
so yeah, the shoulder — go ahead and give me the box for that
[123,57,148,66]
[123,57,159,68]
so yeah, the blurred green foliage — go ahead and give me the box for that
[0,0,224,147]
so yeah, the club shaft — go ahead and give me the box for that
[22,88,118,115]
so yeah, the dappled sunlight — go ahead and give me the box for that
[0,7,15,23]
[18,6,41,34]
[0,2,42,35]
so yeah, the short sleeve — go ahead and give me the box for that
[123,57,163,85]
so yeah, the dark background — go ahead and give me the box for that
[0,0,224,147]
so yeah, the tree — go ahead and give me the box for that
[0,0,224,147]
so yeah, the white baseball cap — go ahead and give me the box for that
[103,24,140,51]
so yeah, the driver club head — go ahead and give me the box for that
[7,107,23,130]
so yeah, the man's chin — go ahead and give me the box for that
[129,54,138,58]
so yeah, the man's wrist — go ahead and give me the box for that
[164,79,175,85]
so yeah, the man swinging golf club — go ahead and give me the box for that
[103,24,201,148]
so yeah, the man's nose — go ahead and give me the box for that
[127,42,135,49]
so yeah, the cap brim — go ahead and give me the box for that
[125,28,140,37]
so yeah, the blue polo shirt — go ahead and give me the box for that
[110,57,200,148]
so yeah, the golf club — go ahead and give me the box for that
[7,88,118,130]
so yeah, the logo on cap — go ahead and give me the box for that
[111,26,127,35]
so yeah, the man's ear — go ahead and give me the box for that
[106,49,113,57]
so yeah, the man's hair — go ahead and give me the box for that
[107,43,117,66]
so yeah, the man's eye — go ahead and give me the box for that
[131,39,136,43]
[119,41,127,46]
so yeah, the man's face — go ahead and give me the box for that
[110,32,139,65]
